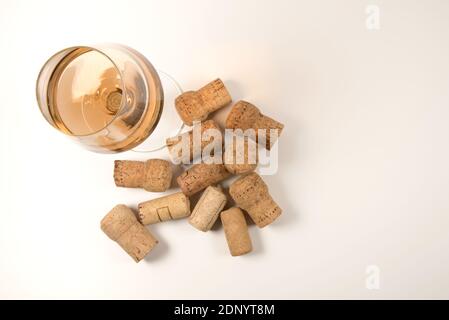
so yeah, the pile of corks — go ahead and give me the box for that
[101,79,284,262]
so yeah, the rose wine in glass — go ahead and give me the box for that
[36,45,179,153]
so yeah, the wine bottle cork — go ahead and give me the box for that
[189,185,227,232]
[114,159,172,192]
[221,207,252,256]
[166,120,222,163]
[138,192,191,225]
[229,173,282,228]
[101,205,158,262]
[224,135,258,174]
[225,100,284,150]
[175,78,232,126]
[177,163,231,196]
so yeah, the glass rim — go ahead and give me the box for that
[35,45,129,138]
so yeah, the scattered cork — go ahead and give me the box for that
[225,100,284,150]
[138,192,191,225]
[166,119,222,163]
[177,163,231,196]
[101,204,158,262]
[221,207,252,256]
[114,159,172,192]
[175,78,232,126]
[229,173,282,228]
[189,185,227,232]
[103,78,287,262]
[223,135,258,174]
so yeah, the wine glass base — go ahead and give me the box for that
[132,70,185,153]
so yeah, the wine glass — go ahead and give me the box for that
[36,44,183,153]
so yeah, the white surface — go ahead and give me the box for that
[1,0,449,299]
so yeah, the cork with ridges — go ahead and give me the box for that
[166,120,222,163]
[101,204,158,262]
[225,100,284,150]
[224,135,258,174]
[189,185,227,232]
[221,207,252,256]
[175,79,232,126]
[229,173,282,228]
[114,159,172,192]
[177,163,231,196]
[138,192,191,225]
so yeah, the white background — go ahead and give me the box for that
[1,0,449,299]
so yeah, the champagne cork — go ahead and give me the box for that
[225,100,284,150]
[224,135,258,174]
[221,207,252,256]
[177,163,231,196]
[114,159,172,192]
[101,205,158,262]
[138,192,191,225]
[189,185,227,232]
[229,173,282,228]
[166,120,222,163]
[175,79,232,126]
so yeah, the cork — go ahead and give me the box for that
[166,120,222,163]
[224,135,258,174]
[225,100,284,150]
[177,163,231,196]
[189,185,227,232]
[229,173,282,228]
[114,159,172,192]
[101,204,158,262]
[138,192,191,225]
[175,79,232,126]
[221,207,252,256]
